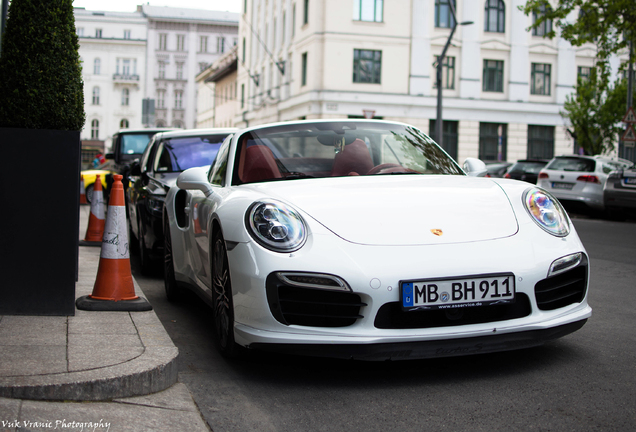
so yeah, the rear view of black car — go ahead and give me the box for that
[504,159,549,184]
[127,128,236,273]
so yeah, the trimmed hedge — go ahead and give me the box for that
[0,0,85,131]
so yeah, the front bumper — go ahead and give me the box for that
[245,319,587,361]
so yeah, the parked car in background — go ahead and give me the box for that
[484,161,513,178]
[80,162,114,203]
[504,159,549,184]
[604,163,636,219]
[164,119,590,361]
[127,128,236,273]
[106,128,174,184]
[537,155,633,212]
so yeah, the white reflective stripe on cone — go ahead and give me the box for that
[101,206,130,259]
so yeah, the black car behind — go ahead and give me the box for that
[127,128,236,273]
[504,159,549,184]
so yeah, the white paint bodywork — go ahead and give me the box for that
[165,120,591,358]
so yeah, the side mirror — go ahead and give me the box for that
[129,161,141,176]
[177,167,214,197]
[463,157,488,177]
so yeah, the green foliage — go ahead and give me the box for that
[0,0,85,131]
[563,69,635,155]
[521,0,636,92]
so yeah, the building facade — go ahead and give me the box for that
[75,7,148,166]
[143,5,239,130]
[235,0,629,163]
[196,45,239,128]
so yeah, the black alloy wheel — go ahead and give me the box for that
[138,215,153,275]
[211,230,241,358]
[163,213,182,302]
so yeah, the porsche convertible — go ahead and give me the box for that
[163,120,591,361]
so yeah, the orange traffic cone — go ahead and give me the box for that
[76,174,152,311]
[79,175,88,205]
[82,174,106,245]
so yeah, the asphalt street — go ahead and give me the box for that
[131,216,636,432]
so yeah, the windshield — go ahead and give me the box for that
[121,133,156,155]
[154,134,228,173]
[546,157,595,172]
[232,121,463,185]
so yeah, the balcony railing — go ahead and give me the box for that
[112,74,140,83]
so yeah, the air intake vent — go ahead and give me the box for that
[266,273,366,327]
[535,255,588,311]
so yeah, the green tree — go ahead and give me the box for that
[521,0,635,93]
[563,69,634,155]
[0,0,85,130]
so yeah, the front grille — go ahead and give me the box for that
[374,293,532,330]
[266,273,366,327]
[534,257,588,311]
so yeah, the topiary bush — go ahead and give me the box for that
[0,0,85,131]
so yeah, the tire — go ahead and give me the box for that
[128,218,139,254]
[85,184,94,204]
[211,230,242,358]
[164,214,182,302]
[138,216,153,275]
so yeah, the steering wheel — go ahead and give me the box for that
[366,163,404,175]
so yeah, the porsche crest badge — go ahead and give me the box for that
[431,229,443,236]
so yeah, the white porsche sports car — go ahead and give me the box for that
[163,120,591,361]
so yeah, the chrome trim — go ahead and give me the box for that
[276,272,351,292]
[548,253,583,277]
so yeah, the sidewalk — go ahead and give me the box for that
[0,205,210,431]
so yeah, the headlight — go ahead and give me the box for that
[246,200,307,252]
[523,188,570,237]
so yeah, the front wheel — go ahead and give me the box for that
[164,214,182,302]
[85,183,94,204]
[211,230,241,358]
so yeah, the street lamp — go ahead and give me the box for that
[435,1,473,149]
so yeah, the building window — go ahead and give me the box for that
[435,0,455,29]
[93,58,100,75]
[177,34,185,51]
[429,120,458,160]
[434,55,455,89]
[157,90,166,108]
[532,4,553,36]
[301,52,308,86]
[77,27,84,37]
[531,63,551,95]
[159,33,168,50]
[217,36,225,53]
[483,59,504,92]
[176,62,184,80]
[479,122,507,161]
[95,28,102,38]
[120,119,129,129]
[158,61,166,79]
[200,36,208,53]
[527,125,554,159]
[175,90,183,109]
[578,66,592,81]
[241,83,245,108]
[124,29,131,39]
[120,59,132,76]
[303,0,309,25]
[121,88,130,106]
[353,0,383,22]
[92,87,100,105]
[91,119,99,139]
[484,0,505,33]
[353,49,382,84]
[292,3,296,36]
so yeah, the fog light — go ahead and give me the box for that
[548,253,582,277]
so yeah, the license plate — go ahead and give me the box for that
[552,182,573,190]
[400,273,515,311]
[624,177,636,185]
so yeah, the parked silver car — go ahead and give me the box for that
[537,155,633,212]
[604,164,636,219]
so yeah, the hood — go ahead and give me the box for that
[249,176,519,246]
